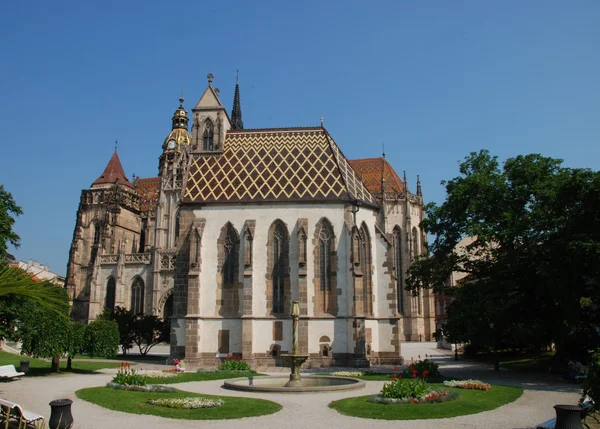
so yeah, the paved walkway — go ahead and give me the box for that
[0,344,583,429]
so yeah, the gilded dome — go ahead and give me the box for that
[163,97,191,152]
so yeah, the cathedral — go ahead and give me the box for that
[66,74,436,368]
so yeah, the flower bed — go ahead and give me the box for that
[369,390,459,404]
[332,371,364,377]
[106,383,177,393]
[443,379,491,391]
[141,370,178,379]
[370,377,457,404]
[112,362,147,386]
[148,397,224,409]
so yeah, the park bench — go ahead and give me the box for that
[0,366,24,381]
[0,398,45,429]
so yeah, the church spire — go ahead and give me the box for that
[230,71,244,130]
[416,175,422,197]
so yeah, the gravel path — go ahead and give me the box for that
[0,350,582,429]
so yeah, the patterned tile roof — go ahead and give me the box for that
[348,157,404,194]
[134,177,160,212]
[183,128,378,208]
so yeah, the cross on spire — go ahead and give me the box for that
[114,139,118,152]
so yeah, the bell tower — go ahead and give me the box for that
[155,98,192,250]
[191,73,232,152]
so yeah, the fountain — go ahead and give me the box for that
[223,301,365,393]
[280,301,309,387]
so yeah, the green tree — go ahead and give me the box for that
[65,321,87,370]
[131,314,170,356]
[0,185,22,258]
[84,319,119,358]
[98,306,136,354]
[407,150,600,363]
[16,287,71,372]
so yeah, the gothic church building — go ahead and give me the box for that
[66,74,435,368]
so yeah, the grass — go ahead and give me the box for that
[145,371,266,384]
[314,372,449,383]
[328,383,524,420]
[76,386,281,420]
[0,351,121,376]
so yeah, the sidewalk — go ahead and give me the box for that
[0,342,583,429]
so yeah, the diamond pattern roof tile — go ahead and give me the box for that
[183,128,378,208]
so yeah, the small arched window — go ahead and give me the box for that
[131,277,145,314]
[105,276,116,310]
[203,120,214,151]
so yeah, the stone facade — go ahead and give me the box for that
[65,75,436,368]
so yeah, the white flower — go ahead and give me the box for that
[141,371,178,379]
[148,397,224,409]
[332,371,364,377]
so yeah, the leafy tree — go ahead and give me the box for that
[131,314,170,356]
[16,287,70,372]
[407,150,600,364]
[65,321,87,370]
[98,306,136,354]
[0,185,22,258]
[84,319,119,358]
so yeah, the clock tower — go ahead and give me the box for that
[155,98,192,251]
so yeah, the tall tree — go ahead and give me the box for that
[407,150,600,361]
[0,185,23,258]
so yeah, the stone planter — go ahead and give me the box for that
[18,360,30,374]
[554,404,583,429]
[48,399,74,429]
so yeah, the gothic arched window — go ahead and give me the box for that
[174,209,181,241]
[131,277,144,315]
[269,220,288,315]
[203,120,214,151]
[223,226,237,287]
[393,226,404,314]
[360,223,373,316]
[314,218,337,315]
[105,276,116,310]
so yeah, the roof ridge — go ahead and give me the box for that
[227,126,324,133]
[92,151,133,189]
[322,129,377,206]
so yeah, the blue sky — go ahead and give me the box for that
[1,1,598,275]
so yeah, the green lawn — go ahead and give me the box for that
[329,383,524,420]
[76,386,281,420]
[314,372,449,383]
[146,371,265,384]
[0,350,121,376]
[474,351,555,372]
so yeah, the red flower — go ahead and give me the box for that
[410,398,418,403]
[394,366,398,372]
[391,374,397,380]
[412,369,417,378]
[398,375,403,379]
[423,370,429,378]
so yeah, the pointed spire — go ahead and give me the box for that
[417,175,422,197]
[403,170,408,193]
[231,70,244,130]
[92,150,133,189]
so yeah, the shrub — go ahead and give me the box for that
[403,359,440,378]
[84,319,119,358]
[218,354,252,371]
[106,383,176,392]
[381,377,430,400]
[111,362,147,386]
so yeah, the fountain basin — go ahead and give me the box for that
[223,375,365,393]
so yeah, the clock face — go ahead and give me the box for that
[167,139,177,150]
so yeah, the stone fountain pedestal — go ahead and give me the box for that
[281,353,309,387]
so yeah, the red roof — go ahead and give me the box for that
[134,177,160,212]
[92,151,133,189]
[348,157,404,194]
